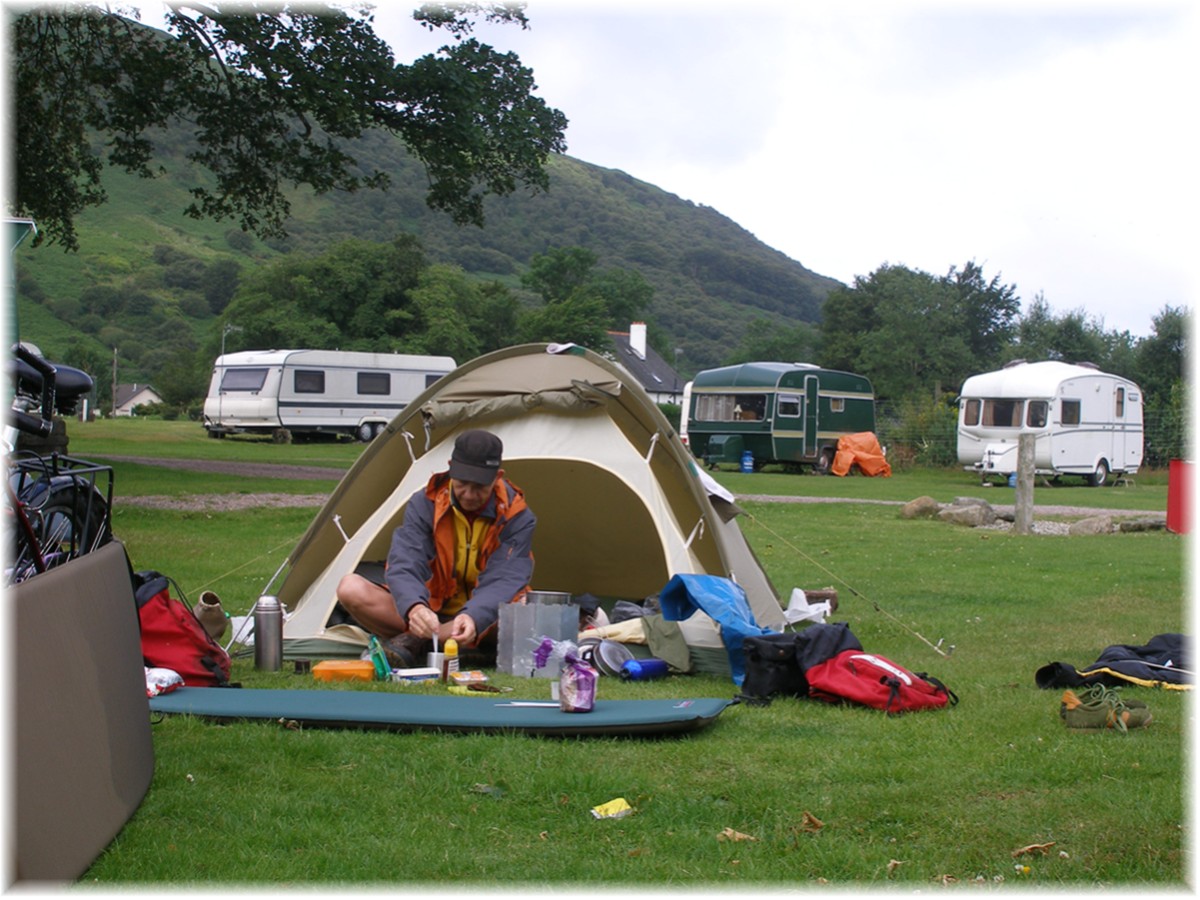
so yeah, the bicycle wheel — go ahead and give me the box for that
[9,473,112,582]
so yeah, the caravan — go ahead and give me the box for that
[685,362,876,472]
[203,349,455,442]
[957,360,1144,486]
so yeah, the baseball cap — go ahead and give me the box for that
[448,429,503,484]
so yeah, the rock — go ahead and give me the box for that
[900,496,942,519]
[938,503,998,527]
[1069,515,1113,535]
[1117,516,1168,533]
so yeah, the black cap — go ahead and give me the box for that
[448,429,503,484]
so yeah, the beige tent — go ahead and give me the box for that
[273,343,785,672]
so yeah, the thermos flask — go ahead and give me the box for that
[254,595,283,671]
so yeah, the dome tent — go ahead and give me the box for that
[271,343,786,675]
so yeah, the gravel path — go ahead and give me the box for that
[108,454,1158,522]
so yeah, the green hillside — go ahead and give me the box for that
[14,129,841,389]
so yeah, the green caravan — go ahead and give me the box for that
[686,362,876,471]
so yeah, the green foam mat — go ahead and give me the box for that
[149,687,734,737]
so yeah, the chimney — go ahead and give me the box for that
[630,322,647,360]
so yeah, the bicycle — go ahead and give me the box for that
[5,344,114,584]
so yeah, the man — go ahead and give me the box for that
[335,429,535,667]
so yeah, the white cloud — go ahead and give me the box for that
[374,0,1197,338]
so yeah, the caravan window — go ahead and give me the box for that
[695,393,766,422]
[963,398,981,426]
[1115,387,1125,417]
[1061,399,1081,426]
[1026,401,1048,428]
[220,367,268,391]
[981,399,1022,427]
[294,369,325,394]
[777,394,801,418]
[357,372,391,396]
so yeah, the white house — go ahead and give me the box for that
[113,383,164,416]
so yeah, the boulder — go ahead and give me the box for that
[938,502,998,527]
[1069,515,1113,536]
[900,496,942,519]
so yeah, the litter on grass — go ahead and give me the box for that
[591,798,633,820]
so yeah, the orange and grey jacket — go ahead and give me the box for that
[385,472,534,642]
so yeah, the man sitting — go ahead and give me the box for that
[335,429,535,667]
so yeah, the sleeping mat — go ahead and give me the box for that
[149,687,734,737]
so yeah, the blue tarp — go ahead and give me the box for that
[658,574,775,686]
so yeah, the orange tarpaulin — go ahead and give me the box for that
[831,432,891,477]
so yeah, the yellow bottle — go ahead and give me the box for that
[444,638,459,682]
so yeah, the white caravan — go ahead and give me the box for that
[203,349,456,442]
[956,360,1143,486]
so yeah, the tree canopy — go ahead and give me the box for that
[11,2,568,249]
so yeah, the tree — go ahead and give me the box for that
[724,318,819,366]
[12,3,568,249]
[517,245,653,350]
[819,263,972,400]
[946,260,1020,371]
[1135,305,1190,404]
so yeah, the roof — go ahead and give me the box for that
[959,361,1138,398]
[605,331,684,396]
[114,383,161,407]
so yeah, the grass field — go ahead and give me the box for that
[53,420,1193,888]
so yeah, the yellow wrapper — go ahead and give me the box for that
[591,797,633,820]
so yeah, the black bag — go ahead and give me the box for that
[738,633,806,704]
[739,622,863,705]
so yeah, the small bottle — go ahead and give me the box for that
[443,638,459,682]
[254,595,283,672]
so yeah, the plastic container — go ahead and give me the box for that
[740,450,754,473]
[253,595,282,671]
[312,660,375,682]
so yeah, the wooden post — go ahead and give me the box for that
[1014,433,1035,534]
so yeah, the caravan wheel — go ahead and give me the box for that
[356,423,375,443]
[1088,459,1109,487]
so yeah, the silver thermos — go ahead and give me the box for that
[254,595,283,671]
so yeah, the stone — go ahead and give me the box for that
[900,496,942,519]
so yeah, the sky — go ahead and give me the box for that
[372,0,1197,340]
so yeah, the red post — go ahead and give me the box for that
[1166,459,1191,534]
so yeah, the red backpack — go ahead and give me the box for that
[135,571,232,687]
[805,649,956,714]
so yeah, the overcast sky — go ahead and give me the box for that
[374,0,1195,340]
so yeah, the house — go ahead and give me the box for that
[113,383,163,416]
[606,322,685,405]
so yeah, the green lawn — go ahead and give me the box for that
[58,420,1190,888]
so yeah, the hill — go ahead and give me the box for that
[14,127,842,389]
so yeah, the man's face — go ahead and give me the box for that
[450,474,498,513]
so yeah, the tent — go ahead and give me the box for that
[272,343,786,674]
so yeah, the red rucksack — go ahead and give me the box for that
[805,649,956,714]
[134,571,232,687]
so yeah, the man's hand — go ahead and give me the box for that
[447,613,477,646]
[406,604,440,640]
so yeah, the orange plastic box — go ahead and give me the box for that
[312,660,376,682]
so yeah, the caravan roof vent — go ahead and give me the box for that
[1002,359,1027,369]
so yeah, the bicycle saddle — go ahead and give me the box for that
[10,356,95,407]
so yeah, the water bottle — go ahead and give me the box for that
[254,595,283,671]
[619,658,670,681]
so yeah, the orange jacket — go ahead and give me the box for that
[386,472,535,638]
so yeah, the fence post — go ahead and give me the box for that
[1014,434,1035,534]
